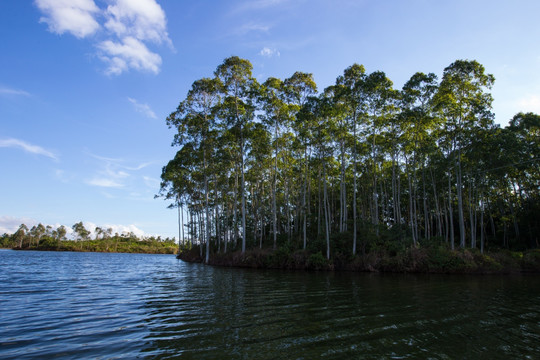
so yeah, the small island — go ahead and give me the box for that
[1,221,177,254]
[159,56,539,274]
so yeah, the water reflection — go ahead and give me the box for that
[141,263,540,359]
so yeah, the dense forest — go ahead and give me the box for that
[1,222,177,254]
[159,56,539,271]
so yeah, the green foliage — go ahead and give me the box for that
[307,252,327,270]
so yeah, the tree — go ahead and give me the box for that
[72,221,90,241]
[168,77,220,263]
[215,56,259,254]
[401,72,439,246]
[336,64,367,254]
[14,224,28,248]
[435,60,495,249]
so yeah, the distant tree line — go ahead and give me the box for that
[0,222,177,254]
[159,56,539,263]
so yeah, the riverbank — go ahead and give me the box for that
[178,245,540,274]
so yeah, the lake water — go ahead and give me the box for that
[1,249,539,359]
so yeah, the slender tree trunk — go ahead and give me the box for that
[233,171,238,249]
[457,154,466,248]
[430,168,443,238]
[323,160,330,260]
[480,192,485,254]
[352,118,358,255]
[204,150,210,263]
[178,200,183,250]
[241,134,247,253]
[303,145,308,249]
[448,173,455,250]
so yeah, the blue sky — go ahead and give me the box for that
[1,0,539,239]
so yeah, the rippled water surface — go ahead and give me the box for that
[1,249,539,359]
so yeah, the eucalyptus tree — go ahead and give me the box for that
[166,77,220,263]
[336,64,367,254]
[314,88,341,259]
[55,225,67,241]
[326,83,350,234]
[259,77,289,249]
[364,71,395,231]
[215,56,259,254]
[14,224,28,248]
[72,221,90,241]
[435,60,495,249]
[503,112,540,247]
[160,142,203,248]
[400,72,438,245]
[284,72,317,248]
[245,121,272,247]
[29,223,46,246]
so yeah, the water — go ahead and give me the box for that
[1,249,539,359]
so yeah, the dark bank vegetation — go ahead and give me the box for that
[159,56,539,272]
[177,240,540,274]
[1,222,177,254]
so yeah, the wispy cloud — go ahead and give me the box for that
[85,152,151,189]
[0,138,58,161]
[143,176,160,189]
[0,86,31,97]
[128,97,158,119]
[259,47,280,57]
[35,0,171,75]
[233,22,271,36]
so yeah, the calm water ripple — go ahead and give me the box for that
[1,249,540,359]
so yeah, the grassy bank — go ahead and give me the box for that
[178,244,540,274]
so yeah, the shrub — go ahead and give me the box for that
[307,252,327,270]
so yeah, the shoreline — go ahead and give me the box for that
[177,246,540,275]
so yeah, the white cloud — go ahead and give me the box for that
[85,222,146,238]
[0,216,37,234]
[259,47,280,57]
[128,97,157,119]
[104,0,171,46]
[35,0,171,75]
[0,138,58,161]
[98,37,162,75]
[0,86,31,97]
[518,94,540,114]
[35,0,100,38]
